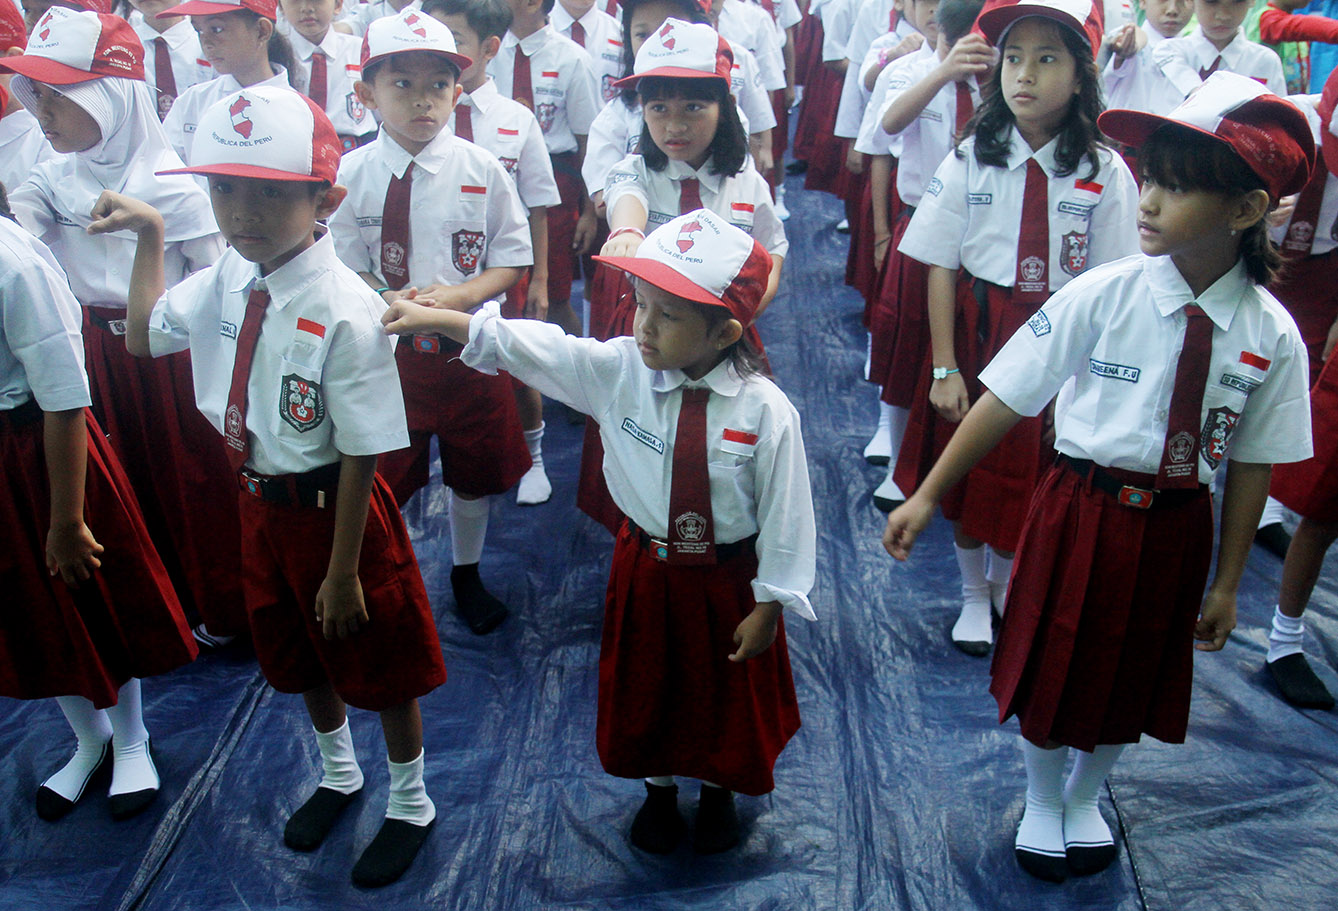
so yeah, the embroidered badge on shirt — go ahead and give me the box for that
[347,92,366,122]
[674,510,709,550]
[1060,231,1089,276]
[536,102,557,132]
[622,417,664,453]
[1240,351,1271,371]
[1027,310,1051,337]
[1200,406,1239,469]
[452,229,486,273]
[220,320,238,339]
[926,177,943,197]
[967,193,992,205]
[279,375,326,433]
[1220,373,1259,393]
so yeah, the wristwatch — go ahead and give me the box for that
[931,366,960,381]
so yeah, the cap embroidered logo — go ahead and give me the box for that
[659,21,675,49]
[676,218,702,253]
[230,95,253,138]
[405,12,427,37]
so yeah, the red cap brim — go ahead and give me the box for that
[978,6,1101,58]
[591,254,728,309]
[1097,107,1195,151]
[158,2,272,18]
[156,163,329,182]
[612,66,729,91]
[361,49,472,74]
[0,55,102,85]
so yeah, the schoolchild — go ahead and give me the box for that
[552,0,623,102]
[106,85,448,887]
[159,0,300,162]
[382,208,816,855]
[0,2,56,192]
[711,0,786,175]
[279,0,376,148]
[426,0,563,506]
[341,0,420,35]
[1102,0,1190,115]
[128,0,213,120]
[18,0,111,33]
[885,71,1315,882]
[862,0,987,509]
[791,0,851,191]
[0,184,197,824]
[1,8,247,646]
[330,8,533,633]
[893,0,1138,656]
[1150,0,1286,107]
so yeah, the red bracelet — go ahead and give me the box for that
[607,226,646,241]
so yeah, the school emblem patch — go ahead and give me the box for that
[1019,255,1046,288]
[452,229,486,274]
[674,510,707,543]
[499,156,519,177]
[1284,220,1314,254]
[601,74,617,101]
[279,375,325,433]
[346,91,366,123]
[230,95,253,139]
[382,240,407,283]
[225,404,244,451]
[536,102,557,133]
[158,91,176,120]
[1060,231,1089,276]
[1167,430,1196,466]
[1199,406,1239,469]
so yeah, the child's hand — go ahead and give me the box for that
[1194,589,1236,651]
[87,191,164,237]
[415,283,475,312]
[882,494,933,561]
[873,232,892,269]
[600,231,643,258]
[889,32,924,64]
[930,372,970,423]
[1108,24,1146,62]
[845,146,866,175]
[573,206,598,254]
[729,601,783,662]
[315,572,369,640]
[941,33,994,81]
[46,521,104,586]
[381,298,439,335]
[525,278,550,320]
[1269,193,1299,229]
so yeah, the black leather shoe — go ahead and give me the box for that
[35,741,110,822]
[692,786,740,854]
[351,817,434,888]
[285,787,363,851]
[630,782,685,855]
[1267,654,1335,710]
[450,564,508,635]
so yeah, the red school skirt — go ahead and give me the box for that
[547,153,585,304]
[596,522,800,795]
[82,307,247,637]
[1272,341,1338,521]
[1267,248,1338,382]
[860,176,907,331]
[991,459,1214,751]
[793,12,824,91]
[0,405,197,709]
[869,209,929,409]
[845,168,878,303]
[891,277,1051,552]
[798,76,847,196]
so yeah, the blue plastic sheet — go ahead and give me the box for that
[2,176,1337,911]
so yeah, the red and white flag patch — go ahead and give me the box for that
[1074,178,1103,193]
[296,317,326,339]
[1240,351,1271,371]
[461,184,487,194]
[723,428,758,446]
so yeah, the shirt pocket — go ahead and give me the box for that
[434,187,491,279]
[269,339,331,439]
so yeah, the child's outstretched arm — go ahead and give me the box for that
[43,408,104,586]
[601,194,649,257]
[86,191,165,358]
[883,391,1022,560]
[926,264,970,422]
[316,452,377,640]
[382,300,473,343]
[1197,460,1272,651]
[881,33,992,136]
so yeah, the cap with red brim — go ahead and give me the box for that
[0,7,144,85]
[158,0,277,20]
[613,18,732,92]
[977,0,1104,59]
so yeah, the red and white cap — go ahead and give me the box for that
[977,0,1104,59]
[157,86,341,183]
[0,7,144,85]
[360,7,472,73]
[0,0,26,53]
[158,0,277,21]
[66,1,114,13]
[613,18,732,91]
[1316,66,1338,178]
[1100,72,1315,201]
[594,209,771,325]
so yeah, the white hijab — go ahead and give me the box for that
[11,74,217,242]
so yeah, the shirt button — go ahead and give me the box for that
[1157,409,1168,421]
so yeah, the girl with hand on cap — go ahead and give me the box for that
[885,72,1316,883]
[382,208,816,857]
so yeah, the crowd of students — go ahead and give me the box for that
[0,0,1334,893]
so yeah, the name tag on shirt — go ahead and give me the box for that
[967,193,992,205]
[1089,359,1140,383]
[622,417,664,454]
[220,320,238,339]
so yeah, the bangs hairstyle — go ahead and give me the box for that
[962,17,1104,180]
[1140,125,1281,285]
[618,0,711,108]
[361,48,462,85]
[937,0,986,46]
[637,76,749,176]
[421,0,512,41]
[631,277,769,378]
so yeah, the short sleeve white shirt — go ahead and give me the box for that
[584,97,644,195]
[550,3,625,103]
[718,0,786,91]
[452,78,561,210]
[0,110,55,196]
[290,29,375,139]
[1152,27,1287,102]
[817,0,855,62]
[727,38,778,133]
[1102,26,1178,115]
[836,13,916,138]
[129,13,213,105]
[341,0,422,37]
[488,25,601,153]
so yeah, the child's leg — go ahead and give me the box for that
[630,776,686,855]
[1255,495,1292,558]
[285,683,364,851]
[351,699,434,888]
[37,695,113,820]
[449,490,508,635]
[1268,517,1338,708]
[1062,744,1125,875]
[871,406,911,512]
[693,780,741,855]
[104,678,160,819]
[952,527,992,655]
[514,386,552,506]
[986,546,1014,617]
[1015,739,1069,882]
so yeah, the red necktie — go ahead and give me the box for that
[954,80,974,136]
[224,287,269,473]
[604,0,618,15]
[1199,55,1221,81]
[381,163,413,291]
[678,177,702,214]
[570,20,585,47]
[308,49,327,110]
[1282,161,1328,256]
[455,100,473,141]
[667,387,716,565]
[513,45,534,111]
[1014,158,1049,305]
[153,37,177,121]
[1156,305,1213,489]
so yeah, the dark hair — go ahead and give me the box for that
[636,76,748,176]
[0,181,14,223]
[223,10,300,88]
[937,0,986,45]
[421,0,512,41]
[696,301,768,378]
[540,0,555,13]
[1139,125,1280,285]
[963,17,1104,181]
[619,0,711,108]
[361,49,463,85]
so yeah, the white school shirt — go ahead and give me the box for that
[1269,94,1338,257]
[488,26,601,154]
[718,0,786,92]
[603,153,788,256]
[0,110,56,196]
[899,130,1140,290]
[836,12,915,139]
[817,0,854,62]
[148,231,408,474]
[330,126,533,289]
[163,67,295,163]
[290,29,375,140]
[854,38,935,158]
[463,305,817,618]
[727,39,777,132]
[981,254,1312,481]
[761,0,803,40]
[1151,27,1287,103]
[129,13,213,104]
[550,3,625,104]
[451,78,561,210]
[342,0,422,37]
[0,217,90,412]
[1102,25,1178,115]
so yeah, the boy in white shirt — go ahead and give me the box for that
[128,0,213,119]
[1151,0,1287,104]
[280,0,377,147]
[552,0,623,102]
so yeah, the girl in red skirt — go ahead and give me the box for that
[892,0,1138,655]
[0,186,197,823]
[384,208,815,856]
[886,73,1315,882]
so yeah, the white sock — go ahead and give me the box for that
[952,544,992,644]
[105,679,158,797]
[987,548,1014,616]
[1017,740,1067,858]
[1268,607,1306,663]
[1063,744,1124,850]
[862,333,873,382]
[385,750,435,826]
[645,776,674,787]
[516,424,553,505]
[1259,496,1287,528]
[44,696,113,801]
[873,465,906,503]
[887,405,909,461]
[314,719,364,794]
[449,491,490,566]
[863,401,893,460]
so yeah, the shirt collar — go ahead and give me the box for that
[221,66,290,94]
[290,29,339,60]
[664,156,726,193]
[130,12,194,50]
[508,26,554,56]
[651,356,746,397]
[550,4,595,31]
[1190,25,1245,67]
[1004,126,1063,173]
[1143,254,1250,330]
[229,230,338,309]
[462,77,500,114]
[375,123,457,177]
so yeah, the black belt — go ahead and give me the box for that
[339,133,375,152]
[969,275,1006,346]
[87,310,128,336]
[0,398,42,431]
[1057,453,1206,510]
[627,520,755,563]
[238,461,341,509]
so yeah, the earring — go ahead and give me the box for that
[1229,228,1238,236]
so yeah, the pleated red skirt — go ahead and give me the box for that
[792,13,824,91]
[596,523,800,795]
[1267,248,1338,381]
[870,210,929,408]
[1272,341,1338,521]
[991,460,1213,751]
[798,71,846,195]
[0,407,197,709]
[845,169,879,303]
[770,89,789,162]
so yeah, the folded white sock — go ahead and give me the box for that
[45,695,113,801]
[1268,606,1306,663]
[863,402,893,460]
[386,750,435,826]
[315,719,364,794]
[986,548,1014,616]
[449,491,490,566]
[952,544,992,644]
[1017,741,1067,858]
[106,680,157,797]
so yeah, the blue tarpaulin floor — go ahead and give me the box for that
[3,172,1337,911]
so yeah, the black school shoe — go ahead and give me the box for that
[352,817,434,888]
[629,782,686,855]
[784,160,808,176]
[1267,654,1336,710]
[450,564,509,635]
[35,741,111,822]
[284,787,363,851]
[109,740,160,821]
[1014,846,1068,883]
[693,786,741,854]
[1066,841,1118,876]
